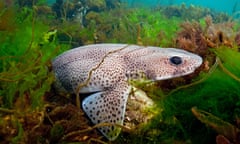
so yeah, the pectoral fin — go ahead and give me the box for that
[82,82,131,141]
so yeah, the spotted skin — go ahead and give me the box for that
[52,44,202,141]
[82,81,130,140]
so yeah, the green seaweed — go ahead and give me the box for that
[149,47,240,143]
[79,8,182,46]
[11,121,24,144]
[115,46,240,143]
[125,8,183,46]
[50,124,65,142]
[1,1,240,143]
[0,5,70,108]
[214,46,240,78]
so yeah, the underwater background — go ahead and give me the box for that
[1,0,240,143]
[47,0,240,14]
[122,0,240,14]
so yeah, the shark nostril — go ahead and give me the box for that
[170,56,182,65]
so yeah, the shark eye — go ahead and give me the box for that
[169,56,182,65]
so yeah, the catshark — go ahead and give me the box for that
[52,44,202,141]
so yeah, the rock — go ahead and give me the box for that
[86,0,106,12]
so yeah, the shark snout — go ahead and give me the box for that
[194,55,203,68]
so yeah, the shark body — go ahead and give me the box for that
[52,43,202,140]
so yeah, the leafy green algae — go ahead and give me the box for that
[0,1,240,143]
[0,6,70,108]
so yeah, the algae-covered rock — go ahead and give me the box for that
[125,87,155,130]
[85,11,102,25]
[87,0,106,12]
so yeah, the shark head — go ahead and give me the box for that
[145,48,203,80]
